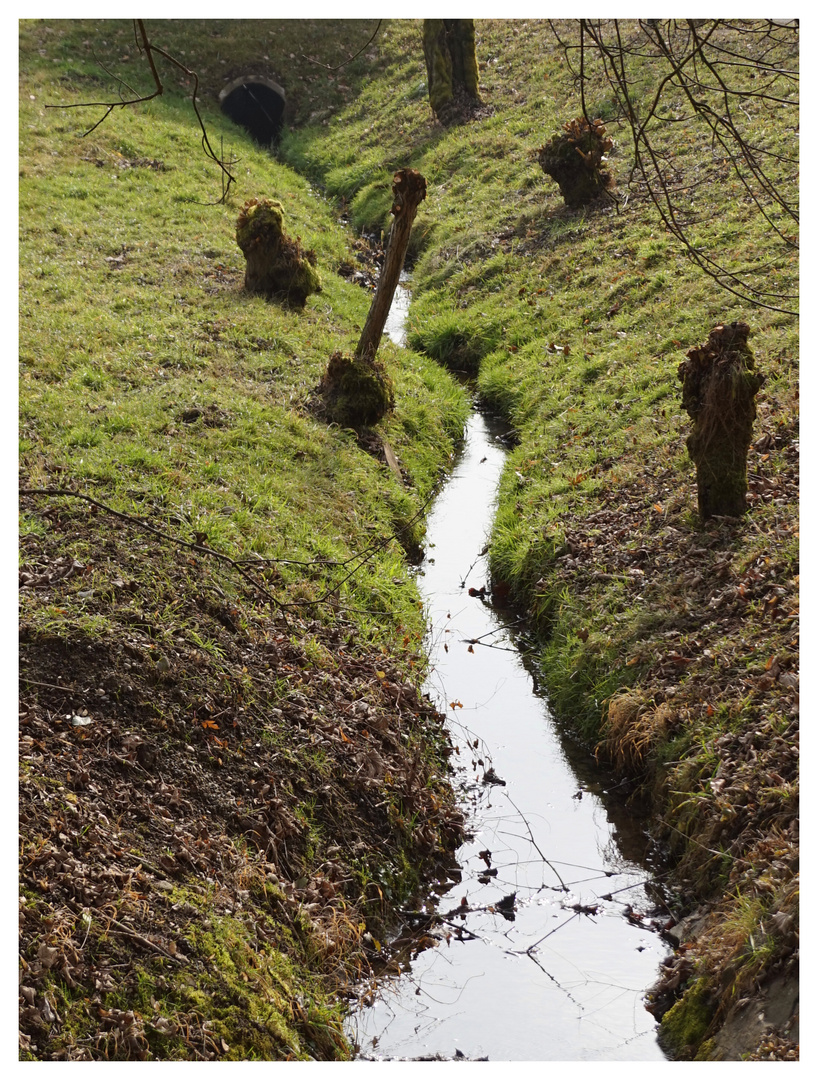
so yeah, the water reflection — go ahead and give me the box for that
[352,285,672,1061]
[347,413,671,1061]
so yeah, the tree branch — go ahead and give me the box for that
[567,19,798,314]
[19,484,435,617]
[47,20,237,204]
[302,20,381,71]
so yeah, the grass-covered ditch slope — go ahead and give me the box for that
[19,19,472,1061]
[275,18,799,1061]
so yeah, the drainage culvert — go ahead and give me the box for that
[219,75,286,147]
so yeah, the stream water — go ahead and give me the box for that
[346,280,671,1061]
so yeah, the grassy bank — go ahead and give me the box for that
[19,18,798,1061]
[19,19,471,1061]
[274,18,799,1060]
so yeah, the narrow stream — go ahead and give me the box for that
[347,280,671,1061]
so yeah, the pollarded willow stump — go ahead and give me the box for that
[536,117,614,208]
[356,168,427,365]
[317,350,395,429]
[235,197,321,308]
[677,322,765,520]
[317,169,427,429]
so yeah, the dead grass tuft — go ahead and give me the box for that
[601,690,673,772]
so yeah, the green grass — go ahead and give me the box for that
[19,17,798,1061]
[19,26,470,657]
[269,17,799,1057]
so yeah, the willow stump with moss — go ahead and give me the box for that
[536,117,614,208]
[678,322,764,520]
[316,350,395,429]
[422,19,481,123]
[317,169,427,429]
[235,197,321,307]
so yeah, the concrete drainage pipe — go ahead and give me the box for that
[219,76,286,147]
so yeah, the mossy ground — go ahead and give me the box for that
[659,978,714,1060]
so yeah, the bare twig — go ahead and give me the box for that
[19,677,77,695]
[556,18,798,314]
[462,620,527,644]
[103,918,183,964]
[19,484,434,616]
[46,19,236,203]
[504,792,569,891]
[20,485,280,605]
[657,816,751,866]
[302,20,381,71]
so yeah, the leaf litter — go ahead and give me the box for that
[523,418,798,1056]
[19,492,465,1060]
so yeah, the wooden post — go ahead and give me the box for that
[355,169,427,363]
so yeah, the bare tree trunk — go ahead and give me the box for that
[355,169,427,363]
[422,19,481,122]
[678,322,764,521]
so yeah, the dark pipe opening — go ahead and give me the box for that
[219,76,286,148]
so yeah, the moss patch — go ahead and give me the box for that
[236,197,322,307]
[316,350,395,428]
[659,978,715,1060]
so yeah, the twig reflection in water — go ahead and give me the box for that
[350,284,671,1061]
